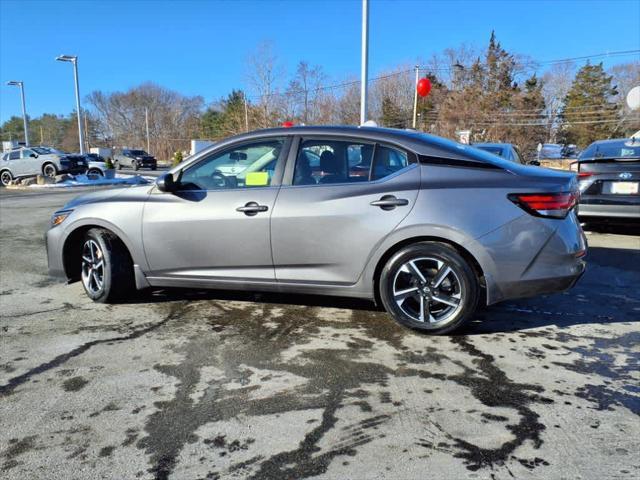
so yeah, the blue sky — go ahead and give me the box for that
[1,0,639,123]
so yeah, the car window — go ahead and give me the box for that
[512,147,523,164]
[371,145,409,180]
[293,140,374,185]
[179,139,284,190]
[21,149,34,159]
[9,151,20,160]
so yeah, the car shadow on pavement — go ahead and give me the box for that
[120,242,638,335]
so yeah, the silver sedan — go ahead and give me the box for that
[46,126,586,334]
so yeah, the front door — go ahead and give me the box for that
[142,137,288,281]
[271,137,420,284]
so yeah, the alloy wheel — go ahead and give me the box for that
[392,256,463,326]
[43,164,57,178]
[81,239,105,295]
[0,171,12,186]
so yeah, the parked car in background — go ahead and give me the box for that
[47,126,586,335]
[84,153,116,178]
[572,138,640,221]
[113,149,157,171]
[472,142,531,164]
[0,146,87,186]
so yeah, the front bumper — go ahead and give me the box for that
[46,226,67,279]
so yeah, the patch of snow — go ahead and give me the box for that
[29,174,150,188]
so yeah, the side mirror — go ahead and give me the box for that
[30,153,37,158]
[156,172,177,192]
[528,160,541,166]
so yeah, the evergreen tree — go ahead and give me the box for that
[559,62,618,147]
[381,96,406,128]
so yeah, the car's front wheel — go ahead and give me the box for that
[132,162,139,171]
[379,242,479,334]
[87,168,104,176]
[0,170,13,186]
[80,228,135,303]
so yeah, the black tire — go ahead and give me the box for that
[87,168,104,176]
[115,160,122,170]
[0,170,13,186]
[379,242,479,334]
[80,228,135,303]
[133,162,139,171]
[151,166,157,171]
[43,163,58,178]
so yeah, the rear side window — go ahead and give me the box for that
[293,139,410,185]
[371,145,409,180]
[9,151,20,160]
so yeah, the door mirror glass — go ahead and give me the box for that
[156,172,177,192]
[528,160,541,166]
[30,153,37,158]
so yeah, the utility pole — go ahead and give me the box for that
[360,0,369,125]
[412,65,420,129]
[84,112,90,151]
[145,107,151,152]
[244,93,249,132]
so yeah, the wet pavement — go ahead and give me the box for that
[0,188,639,479]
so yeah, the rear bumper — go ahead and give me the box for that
[578,200,640,219]
[495,259,586,301]
[479,211,588,305]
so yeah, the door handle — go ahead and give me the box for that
[370,195,409,211]
[236,201,269,216]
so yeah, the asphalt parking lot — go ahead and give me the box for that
[0,187,638,480]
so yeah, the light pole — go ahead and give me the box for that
[56,54,85,154]
[360,0,369,124]
[6,81,30,146]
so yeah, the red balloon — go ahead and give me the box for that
[417,77,432,97]
[282,121,294,128]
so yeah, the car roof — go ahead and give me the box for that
[174,125,525,174]
[587,138,634,145]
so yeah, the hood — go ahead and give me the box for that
[62,185,150,210]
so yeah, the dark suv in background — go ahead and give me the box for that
[573,138,640,221]
[113,149,157,171]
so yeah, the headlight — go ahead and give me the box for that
[51,210,73,227]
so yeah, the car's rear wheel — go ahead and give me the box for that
[43,163,58,178]
[87,168,104,176]
[379,242,479,334]
[0,170,13,186]
[80,228,135,303]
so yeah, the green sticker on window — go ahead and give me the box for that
[245,172,269,186]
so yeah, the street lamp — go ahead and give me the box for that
[56,54,85,154]
[6,81,30,146]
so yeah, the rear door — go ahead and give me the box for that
[271,136,420,284]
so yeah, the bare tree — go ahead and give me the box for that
[541,61,575,142]
[286,61,327,124]
[246,41,285,128]
[87,83,203,160]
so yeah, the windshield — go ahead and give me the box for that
[579,140,640,160]
[32,147,61,155]
[475,146,505,158]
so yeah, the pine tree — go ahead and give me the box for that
[559,62,618,148]
[381,96,406,128]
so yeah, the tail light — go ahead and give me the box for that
[508,191,578,219]
[577,172,593,179]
